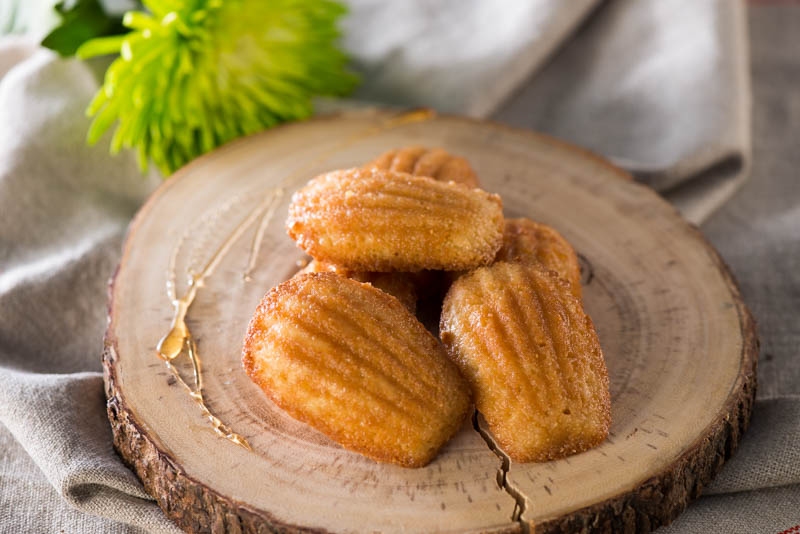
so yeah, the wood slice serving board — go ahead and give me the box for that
[103,109,757,533]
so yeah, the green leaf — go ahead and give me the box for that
[41,0,130,57]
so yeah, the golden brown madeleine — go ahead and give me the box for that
[243,272,472,467]
[496,218,583,300]
[297,259,418,313]
[439,262,610,463]
[286,168,504,272]
[364,146,481,188]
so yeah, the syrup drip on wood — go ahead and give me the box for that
[157,191,284,450]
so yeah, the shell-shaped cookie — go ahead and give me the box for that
[365,146,481,188]
[439,262,610,463]
[286,168,504,272]
[243,272,472,467]
[496,218,583,299]
[297,259,418,313]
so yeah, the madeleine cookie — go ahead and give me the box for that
[243,272,471,468]
[286,168,504,272]
[297,259,418,313]
[496,218,583,299]
[440,262,610,462]
[364,146,481,188]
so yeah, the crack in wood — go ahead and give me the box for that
[471,411,530,533]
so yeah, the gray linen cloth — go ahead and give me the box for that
[2,0,796,532]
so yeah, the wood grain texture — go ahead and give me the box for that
[103,109,757,533]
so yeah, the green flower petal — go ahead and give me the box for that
[76,34,126,59]
[83,0,358,175]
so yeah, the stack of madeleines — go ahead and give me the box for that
[242,147,611,468]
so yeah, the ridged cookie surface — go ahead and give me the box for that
[440,262,610,463]
[496,218,583,299]
[297,259,418,313]
[243,272,472,467]
[365,146,481,188]
[286,168,504,271]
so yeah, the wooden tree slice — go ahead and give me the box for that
[103,109,757,533]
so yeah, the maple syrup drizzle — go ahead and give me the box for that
[157,191,282,450]
[156,109,436,450]
[243,189,284,282]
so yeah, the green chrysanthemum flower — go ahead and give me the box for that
[78,0,357,175]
